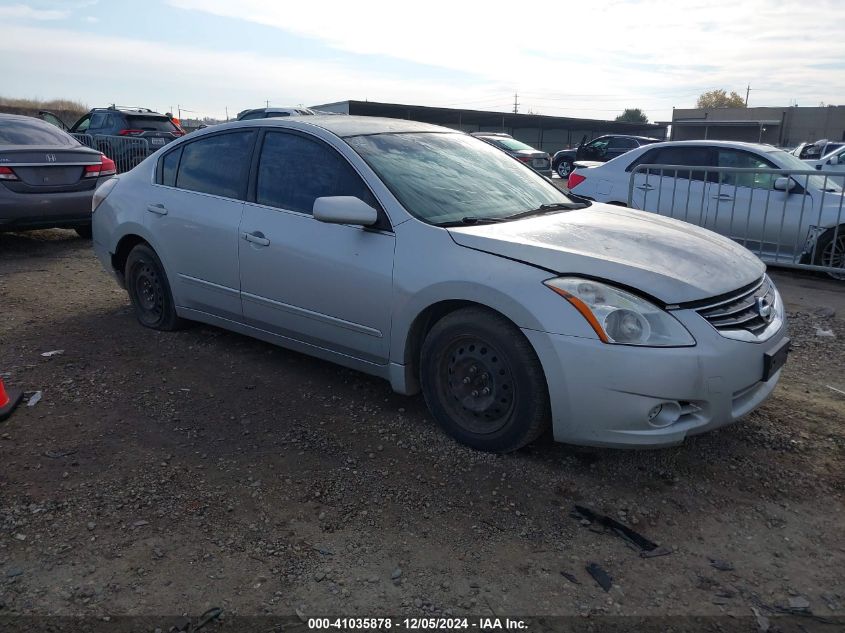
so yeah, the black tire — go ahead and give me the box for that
[74,224,92,239]
[813,227,845,281]
[556,158,573,179]
[420,307,550,453]
[124,243,183,330]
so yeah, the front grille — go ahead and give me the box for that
[696,276,776,336]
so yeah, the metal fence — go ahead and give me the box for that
[627,164,845,277]
[71,133,153,174]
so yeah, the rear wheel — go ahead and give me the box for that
[125,243,183,330]
[557,159,573,178]
[420,307,550,453]
[813,227,845,280]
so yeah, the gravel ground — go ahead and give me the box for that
[0,229,844,625]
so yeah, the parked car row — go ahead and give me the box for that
[87,115,789,453]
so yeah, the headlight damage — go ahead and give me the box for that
[545,278,695,347]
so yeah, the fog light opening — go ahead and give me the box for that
[647,401,682,428]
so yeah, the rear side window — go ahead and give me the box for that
[265,112,291,118]
[632,146,713,181]
[126,116,178,132]
[0,117,79,146]
[160,147,182,187]
[608,137,638,150]
[175,131,256,199]
[716,149,776,189]
[256,131,377,214]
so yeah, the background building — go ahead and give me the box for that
[313,100,667,154]
[671,105,845,147]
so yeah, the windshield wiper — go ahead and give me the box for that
[435,216,507,227]
[503,201,588,221]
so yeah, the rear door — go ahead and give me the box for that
[238,129,395,363]
[147,130,256,320]
[629,146,713,225]
[606,137,638,160]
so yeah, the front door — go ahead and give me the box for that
[238,130,395,364]
[708,148,810,262]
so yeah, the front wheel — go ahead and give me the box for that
[814,227,845,280]
[556,159,573,179]
[125,243,184,330]
[420,307,550,453]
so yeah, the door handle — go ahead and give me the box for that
[242,231,270,247]
[636,184,655,191]
[147,203,167,215]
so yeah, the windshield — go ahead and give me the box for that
[768,149,842,191]
[346,132,572,224]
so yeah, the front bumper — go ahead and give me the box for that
[523,310,788,448]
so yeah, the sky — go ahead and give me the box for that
[1,0,844,123]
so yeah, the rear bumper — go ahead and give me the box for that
[0,184,95,230]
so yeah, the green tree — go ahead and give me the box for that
[696,89,746,108]
[615,108,648,123]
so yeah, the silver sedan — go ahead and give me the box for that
[92,116,789,451]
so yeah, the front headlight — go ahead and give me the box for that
[544,277,695,347]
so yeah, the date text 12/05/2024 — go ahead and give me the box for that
[307,618,528,630]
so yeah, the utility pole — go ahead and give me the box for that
[225,106,229,121]
[266,99,270,108]
[745,84,751,107]
[513,92,520,114]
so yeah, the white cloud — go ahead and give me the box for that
[0,24,484,119]
[0,3,69,20]
[167,0,845,119]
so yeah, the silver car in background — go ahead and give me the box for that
[92,117,788,451]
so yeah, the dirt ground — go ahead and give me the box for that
[1,230,844,627]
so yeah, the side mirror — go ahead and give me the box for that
[773,177,797,192]
[829,155,840,166]
[313,196,378,227]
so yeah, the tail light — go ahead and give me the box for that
[83,154,118,178]
[171,130,185,137]
[568,172,587,189]
[118,129,144,136]
[92,176,119,213]
[515,155,532,163]
[0,166,18,181]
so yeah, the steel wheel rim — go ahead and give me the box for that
[134,262,164,319]
[438,336,516,435]
[822,235,845,280]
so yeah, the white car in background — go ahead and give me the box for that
[806,144,845,179]
[567,140,845,277]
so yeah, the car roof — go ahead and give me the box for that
[595,134,661,141]
[210,115,456,138]
[638,139,782,152]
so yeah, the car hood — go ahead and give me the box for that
[447,204,765,304]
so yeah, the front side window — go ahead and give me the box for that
[716,150,776,189]
[73,116,91,132]
[256,131,377,214]
[346,132,573,225]
[175,131,256,199]
[89,113,108,129]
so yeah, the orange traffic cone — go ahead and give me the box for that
[0,377,23,422]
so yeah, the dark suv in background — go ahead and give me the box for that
[552,134,660,178]
[40,107,184,170]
